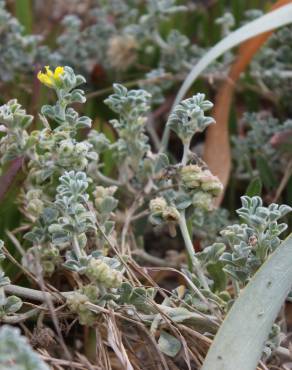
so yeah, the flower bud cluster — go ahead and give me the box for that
[85,258,123,289]
[66,292,96,326]
[24,189,45,219]
[22,245,60,277]
[25,67,96,189]
[94,186,118,214]
[149,197,180,223]
[181,165,223,210]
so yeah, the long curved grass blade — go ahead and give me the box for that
[15,0,33,34]
[202,233,292,370]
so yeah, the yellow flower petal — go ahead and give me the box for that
[37,71,54,87]
[37,66,65,88]
[54,66,64,81]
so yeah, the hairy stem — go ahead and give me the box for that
[4,284,72,302]
[178,211,210,291]
[72,234,84,260]
[96,171,122,187]
[181,141,190,166]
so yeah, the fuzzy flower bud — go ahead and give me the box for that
[58,139,74,157]
[200,170,223,196]
[74,157,88,170]
[26,189,44,217]
[149,197,167,214]
[85,258,122,288]
[192,191,213,211]
[181,165,202,189]
[27,199,44,218]
[66,292,96,326]
[26,189,43,201]
[75,142,89,155]
[162,206,180,222]
[82,284,100,301]
[94,186,117,206]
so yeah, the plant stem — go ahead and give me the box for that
[160,125,171,153]
[2,306,42,324]
[181,141,190,166]
[96,171,122,187]
[178,211,210,291]
[4,284,72,302]
[233,279,240,298]
[72,234,83,260]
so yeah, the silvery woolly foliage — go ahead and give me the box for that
[250,25,292,106]
[1,62,291,368]
[0,325,49,370]
[160,30,190,72]
[0,241,22,320]
[167,93,214,144]
[0,0,39,81]
[40,66,89,127]
[198,196,292,289]
[232,112,292,180]
[104,83,151,174]
[48,171,96,252]
[0,99,33,164]
[55,0,191,101]
[26,67,97,186]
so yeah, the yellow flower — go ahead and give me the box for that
[37,66,64,88]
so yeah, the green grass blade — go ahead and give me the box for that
[15,0,33,34]
[202,233,292,370]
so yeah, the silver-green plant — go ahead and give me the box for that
[1,64,291,369]
[104,83,151,178]
[0,99,33,164]
[198,196,291,292]
[0,241,22,320]
[0,0,39,82]
[232,112,292,182]
[0,325,49,370]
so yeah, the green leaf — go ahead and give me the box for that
[15,0,33,34]
[256,156,277,190]
[175,194,192,210]
[154,153,169,173]
[100,197,118,214]
[245,177,262,197]
[202,233,292,370]
[4,296,22,314]
[158,331,181,357]
[207,262,227,292]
